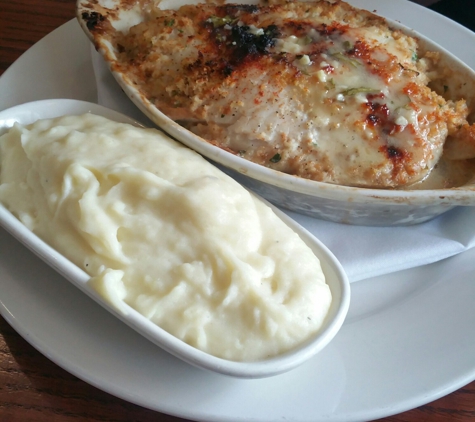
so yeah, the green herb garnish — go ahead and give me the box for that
[207,15,235,28]
[164,19,175,27]
[270,153,281,163]
[331,52,360,67]
[341,87,380,96]
[326,78,336,90]
[303,35,313,45]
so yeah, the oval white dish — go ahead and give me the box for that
[0,98,350,379]
[76,0,475,226]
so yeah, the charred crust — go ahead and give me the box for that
[381,145,410,172]
[365,102,390,128]
[82,11,105,30]
[318,23,340,36]
[223,4,259,15]
[386,146,404,159]
[229,24,279,60]
[203,7,281,77]
[223,63,234,77]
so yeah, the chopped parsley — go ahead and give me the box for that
[342,40,352,50]
[331,52,359,67]
[302,35,313,45]
[270,153,281,163]
[341,87,380,96]
[326,78,336,90]
[207,15,236,28]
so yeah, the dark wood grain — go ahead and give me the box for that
[0,0,474,421]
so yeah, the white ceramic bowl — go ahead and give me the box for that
[76,0,475,226]
[0,99,350,378]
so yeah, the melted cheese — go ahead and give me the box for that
[107,0,455,188]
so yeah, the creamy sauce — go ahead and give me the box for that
[236,20,447,188]
[0,114,332,361]
[107,0,462,189]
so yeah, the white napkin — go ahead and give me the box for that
[91,48,475,282]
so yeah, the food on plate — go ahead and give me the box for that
[0,114,332,361]
[80,0,475,189]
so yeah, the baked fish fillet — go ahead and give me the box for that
[81,0,475,188]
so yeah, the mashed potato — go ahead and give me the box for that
[0,114,331,361]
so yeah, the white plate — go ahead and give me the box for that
[1,1,475,421]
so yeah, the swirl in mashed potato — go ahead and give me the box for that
[0,114,331,361]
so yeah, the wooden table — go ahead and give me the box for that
[0,1,474,421]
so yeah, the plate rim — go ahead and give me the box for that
[1,1,475,420]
